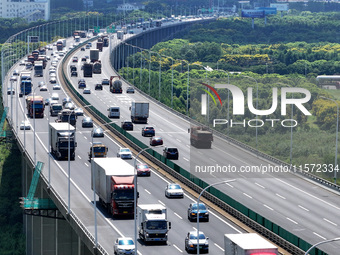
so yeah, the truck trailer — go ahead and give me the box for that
[19,72,32,97]
[56,39,66,51]
[109,76,122,93]
[90,49,99,62]
[34,61,43,77]
[137,204,171,243]
[93,61,102,74]
[130,102,149,123]
[96,42,103,52]
[224,233,278,255]
[49,122,77,160]
[91,158,136,216]
[83,63,93,77]
[26,96,45,118]
[117,30,124,40]
[189,126,213,148]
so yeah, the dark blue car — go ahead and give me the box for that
[141,126,155,137]
[187,203,209,222]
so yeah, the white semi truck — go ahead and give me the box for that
[130,102,149,123]
[137,204,171,243]
[91,158,136,216]
[49,122,77,160]
[224,233,278,255]
[34,61,43,77]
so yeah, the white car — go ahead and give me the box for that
[117,148,132,159]
[83,88,91,94]
[10,76,17,81]
[51,93,59,101]
[20,120,31,130]
[114,237,135,255]
[49,77,57,84]
[165,183,184,198]
[74,107,84,116]
[53,84,61,90]
[40,85,48,91]
[49,69,56,75]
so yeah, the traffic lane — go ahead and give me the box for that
[209,176,340,254]
[136,169,244,249]
[134,186,225,255]
[66,64,192,165]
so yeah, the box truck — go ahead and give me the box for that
[49,122,77,160]
[130,102,149,123]
[137,204,171,243]
[224,233,278,255]
[91,158,136,216]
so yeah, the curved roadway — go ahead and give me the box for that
[64,25,340,254]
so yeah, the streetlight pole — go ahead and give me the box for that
[321,96,339,184]
[67,113,72,215]
[133,147,150,255]
[151,51,162,101]
[33,84,41,166]
[277,83,294,168]
[196,179,235,255]
[180,59,190,114]
[163,55,175,109]
[304,237,340,255]
[242,75,258,154]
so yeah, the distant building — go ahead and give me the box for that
[0,0,50,22]
[83,0,93,8]
[117,3,145,12]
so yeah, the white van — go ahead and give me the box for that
[51,93,59,101]
[107,106,120,118]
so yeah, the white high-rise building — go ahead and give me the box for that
[0,0,50,22]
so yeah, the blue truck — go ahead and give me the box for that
[19,71,32,97]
